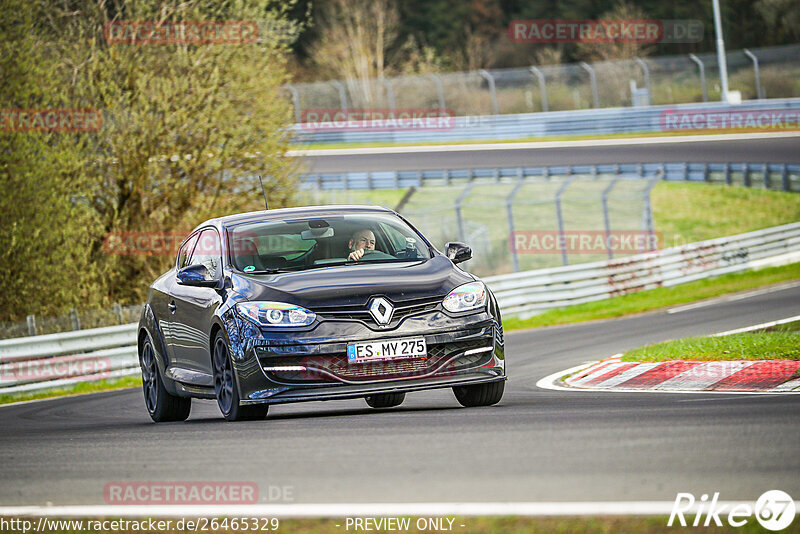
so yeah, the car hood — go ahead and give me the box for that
[230,256,474,308]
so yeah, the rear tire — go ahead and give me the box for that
[365,392,406,408]
[453,380,505,407]
[140,336,191,422]
[213,332,269,422]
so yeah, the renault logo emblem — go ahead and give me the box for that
[369,297,394,325]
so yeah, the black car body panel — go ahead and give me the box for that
[138,205,506,417]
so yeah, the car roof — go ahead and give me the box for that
[193,205,396,232]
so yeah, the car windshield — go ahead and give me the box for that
[228,212,432,273]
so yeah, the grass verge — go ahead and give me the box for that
[622,322,800,363]
[0,375,141,406]
[503,262,800,331]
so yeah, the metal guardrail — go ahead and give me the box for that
[484,221,800,318]
[301,162,800,192]
[292,97,800,145]
[2,223,799,395]
[0,325,139,395]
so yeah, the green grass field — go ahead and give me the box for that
[622,321,800,363]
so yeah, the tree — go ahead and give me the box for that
[0,0,102,321]
[311,0,402,106]
[1,0,301,318]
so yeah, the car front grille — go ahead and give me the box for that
[260,337,493,384]
[311,296,442,326]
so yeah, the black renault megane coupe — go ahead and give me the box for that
[138,205,506,421]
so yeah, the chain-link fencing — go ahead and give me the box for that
[288,44,800,120]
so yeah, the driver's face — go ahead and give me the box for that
[350,230,376,251]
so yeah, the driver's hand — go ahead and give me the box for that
[348,248,365,261]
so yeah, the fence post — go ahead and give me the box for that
[329,80,348,111]
[642,175,662,251]
[744,164,751,187]
[743,49,764,99]
[478,69,499,115]
[724,162,731,185]
[602,178,620,259]
[529,66,548,112]
[703,163,709,182]
[763,163,770,189]
[688,54,708,102]
[70,309,81,331]
[506,171,527,272]
[554,178,575,266]
[455,183,475,243]
[634,58,651,105]
[426,74,446,113]
[579,62,599,109]
[366,172,373,191]
[284,84,302,123]
[781,164,789,191]
[27,314,37,336]
[113,303,124,325]
[394,186,417,212]
[379,77,396,111]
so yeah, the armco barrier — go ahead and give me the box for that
[0,325,139,395]
[300,162,800,191]
[2,223,799,395]
[291,97,800,145]
[484,221,800,318]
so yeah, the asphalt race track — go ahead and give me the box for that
[1,284,798,506]
[298,136,800,173]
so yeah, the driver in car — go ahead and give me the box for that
[347,229,376,261]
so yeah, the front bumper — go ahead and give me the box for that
[231,311,505,405]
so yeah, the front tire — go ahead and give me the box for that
[140,336,191,422]
[365,392,405,408]
[212,332,268,422]
[453,380,505,407]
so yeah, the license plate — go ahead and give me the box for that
[347,337,427,363]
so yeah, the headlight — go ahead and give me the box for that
[442,281,487,313]
[236,302,316,327]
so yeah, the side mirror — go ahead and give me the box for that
[177,264,218,287]
[444,242,472,264]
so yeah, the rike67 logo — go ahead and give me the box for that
[669,490,796,531]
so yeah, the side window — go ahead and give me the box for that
[177,233,199,269]
[190,229,222,279]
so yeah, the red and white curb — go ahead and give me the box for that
[537,356,800,394]
[549,355,800,393]
[538,316,800,394]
